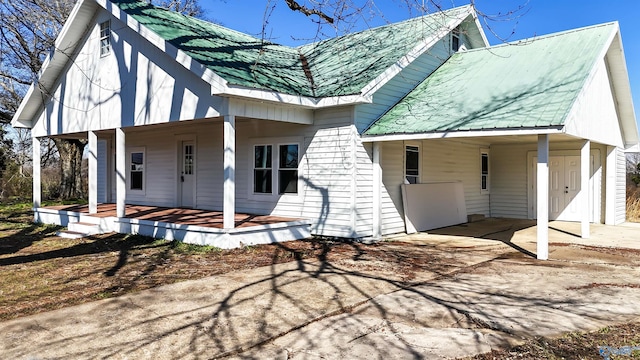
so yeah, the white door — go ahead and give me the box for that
[180,141,195,208]
[535,155,582,221]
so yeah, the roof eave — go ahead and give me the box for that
[361,127,564,142]
[11,0,97,129]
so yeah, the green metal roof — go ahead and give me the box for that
[111,0,469,97]
[364,23,616,136]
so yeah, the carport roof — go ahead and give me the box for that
[364,22,616,136]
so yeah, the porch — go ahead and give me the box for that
[37,204,312,249]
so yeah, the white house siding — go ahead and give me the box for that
[97,139,109,203]
[31,9,221,138]
[491,141,607,222]
[355,37,462,134]
[379,141,406,235]
[615,147,627,224]
[564,58,624,148]
[355,141,374,237]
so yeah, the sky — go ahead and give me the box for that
[201,0,640,130]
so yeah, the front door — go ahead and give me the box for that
[535,155,583,221]
[180,141,195,208]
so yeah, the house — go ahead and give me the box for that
[11,0,639,257]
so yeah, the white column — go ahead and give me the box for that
[223,115,236,229]
[605,146,616,225]
[115,128,126,218]
[537,134,549,260]
[581,140,590,238]
[372,142,382,240]
[32,136,41,211]
[88,131,98,214]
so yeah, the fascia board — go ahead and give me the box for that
[361,127,564,142]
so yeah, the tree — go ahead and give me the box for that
[0,0,205,200]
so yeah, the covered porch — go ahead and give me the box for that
[37,204,311,249]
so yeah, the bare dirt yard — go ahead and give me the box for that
[3,203,640,359]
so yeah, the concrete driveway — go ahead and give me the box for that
[2,219,640,359]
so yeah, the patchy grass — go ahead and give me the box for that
[468,321,640,360]
[628,187,640,222]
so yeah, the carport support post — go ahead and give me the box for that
[88,131,98,214]
[537,134,549,260]
[32,136,41,212]
[372,142,382,240]
[116,128,126,218]
[581,140,590,238]
[223,115,236,230]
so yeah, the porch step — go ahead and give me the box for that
[57,230,88,239]
[68,222,102,235]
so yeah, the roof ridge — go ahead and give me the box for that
[297,4,471,50]
[462,21,618,54]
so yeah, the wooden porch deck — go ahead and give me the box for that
[45,204,300,229]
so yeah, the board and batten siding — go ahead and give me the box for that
[31,8,222,138]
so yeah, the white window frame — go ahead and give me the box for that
[128,147,145,193]
[99,20,111,57]
[480,147,490,194]
[404,144,420,184]
[249,137,302,200]
[451,28,460,52]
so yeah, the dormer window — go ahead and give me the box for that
[451,29,460,52]
[100,21,111,56]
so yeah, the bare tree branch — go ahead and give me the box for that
[284,0,334,24]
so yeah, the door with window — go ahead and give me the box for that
[180,141,195,208]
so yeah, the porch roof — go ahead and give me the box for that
[364,22,616,136]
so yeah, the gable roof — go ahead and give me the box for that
[111,0,474,98]
[364,22,619,137]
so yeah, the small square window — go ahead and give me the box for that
[100,21,111,56]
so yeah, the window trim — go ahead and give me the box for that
[480,147,490,194]
[451,29,460,52]
[249,137,302,200]
[99,20,111,57]
[128,147,145,194]
[404,143,420,185]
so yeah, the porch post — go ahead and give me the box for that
[223,115,236,229]
[537,134,549,260]
[372,142,382,239]
[88,131,98,214]
[581,140,590,238]
[605,146,616,225]
[115,128,126,218]
[32,136,41,211]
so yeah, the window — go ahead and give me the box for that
[405,145,419,184]
[254,145,272,193]
[481,148,489,193]
[252,142,299,196]
[130,150,144,191]
[100,20,111,56]
[451,29,460,52]
[279,144,298,194]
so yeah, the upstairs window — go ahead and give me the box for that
[451,29,460,52]
[405,145,419,184]
[100,20,111,56]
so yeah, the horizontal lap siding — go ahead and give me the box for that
[421,140,490,216]
[196,125,223,210]
[616,147,626,224]
[490,144,530,219]
[355,141,373,237]
[380,141,406,235]
[355,39,452,133]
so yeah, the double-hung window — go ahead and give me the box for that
[405,145,420,184]
[129,149,145,191]
[99,20,111,56]
[480,148,490,193]
[252,141,299,196]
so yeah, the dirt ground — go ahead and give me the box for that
[3,205,640,359]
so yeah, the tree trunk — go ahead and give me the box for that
[53,138,87,199]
